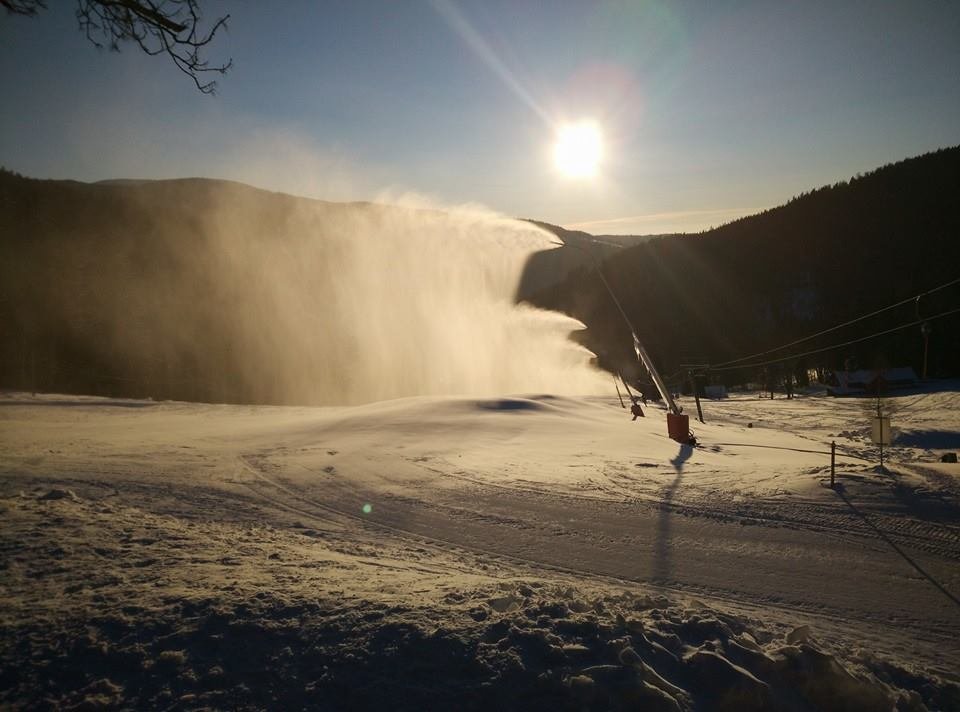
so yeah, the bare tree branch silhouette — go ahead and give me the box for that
[2,0,231,94]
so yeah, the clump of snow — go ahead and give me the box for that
[37,488,81,502]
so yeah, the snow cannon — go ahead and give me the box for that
[630,333,690,443]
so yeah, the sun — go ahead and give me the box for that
[553,121,603,179]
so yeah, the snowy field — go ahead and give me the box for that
[2,385,959,710]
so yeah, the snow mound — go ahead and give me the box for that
[474,398,552,412]
[4,575,953,710]
[37,488,81,502]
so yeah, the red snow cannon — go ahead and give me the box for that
[667,413,690,443]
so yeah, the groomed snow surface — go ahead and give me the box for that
[2,385,959,710]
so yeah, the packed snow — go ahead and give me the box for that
[2,385,959,709]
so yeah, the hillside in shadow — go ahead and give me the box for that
[522,147,960,390]
[515,222,662,301]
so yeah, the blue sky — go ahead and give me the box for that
[1,0,958,233]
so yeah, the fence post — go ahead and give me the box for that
[830,441,836,488]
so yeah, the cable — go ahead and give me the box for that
[709,306,960,372]
[551,236,957,393]
[563,239,681,414]
[594,260,638,334]
[883,392,932,415]
[711,276,960,369]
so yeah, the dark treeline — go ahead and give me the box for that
[522,147,960,393]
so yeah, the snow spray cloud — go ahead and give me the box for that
[220,197,608,405]
[45,182,604,406]
[3,178,607,404]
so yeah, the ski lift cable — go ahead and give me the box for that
[568,234,957,376]
[558,237,681,414]
[710,305,960,372]
[546,234,956,400]
[710,276,960,369]
[560,239,640,349]
[593,253,681,414]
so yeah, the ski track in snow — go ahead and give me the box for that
[240,451,960,659]
[2,386,960,708]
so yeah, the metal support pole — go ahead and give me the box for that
[877,398,884,470]
[589,256,679,416]
[920,321,932,381]
[30,348,37,396]
[614,376,625,408]
[688,370,704,423]
[632,334,680,416]
[830,441,836,488]
[879,420,884,470]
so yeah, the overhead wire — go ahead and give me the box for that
[549,233,958,387]
[710,276,960,369]
[709,306,960,372]
[557,236,682,413]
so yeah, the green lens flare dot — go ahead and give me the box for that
[362,503,373,515]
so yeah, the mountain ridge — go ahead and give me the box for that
[2,145,958,403]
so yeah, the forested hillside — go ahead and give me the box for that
[2,146,958,404]
[524,147,960,390]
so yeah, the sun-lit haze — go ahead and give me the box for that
[553,121,603,179]
[265,203,611,403]
[2,2,958,234]
[15,184,608,405]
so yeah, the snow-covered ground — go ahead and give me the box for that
[2,386,958,710]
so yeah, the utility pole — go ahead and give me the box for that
[877,397,884,470]
[613,375,625,408]
[921,322,932,380]
[688,371,704,423]
[830,441,836,488]
[681,366,706,423]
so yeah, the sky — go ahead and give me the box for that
[1,0,958,234]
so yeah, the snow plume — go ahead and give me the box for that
[131,186,608,405]
[242,201,605,403]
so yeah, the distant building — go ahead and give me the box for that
[826,367,917,396]
[704,385,728,399]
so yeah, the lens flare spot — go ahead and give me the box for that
[362,503,373,515]
[553,121,603,179]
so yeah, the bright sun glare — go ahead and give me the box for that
[553,121,603,179]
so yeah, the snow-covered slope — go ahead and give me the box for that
[2,386,958,709]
